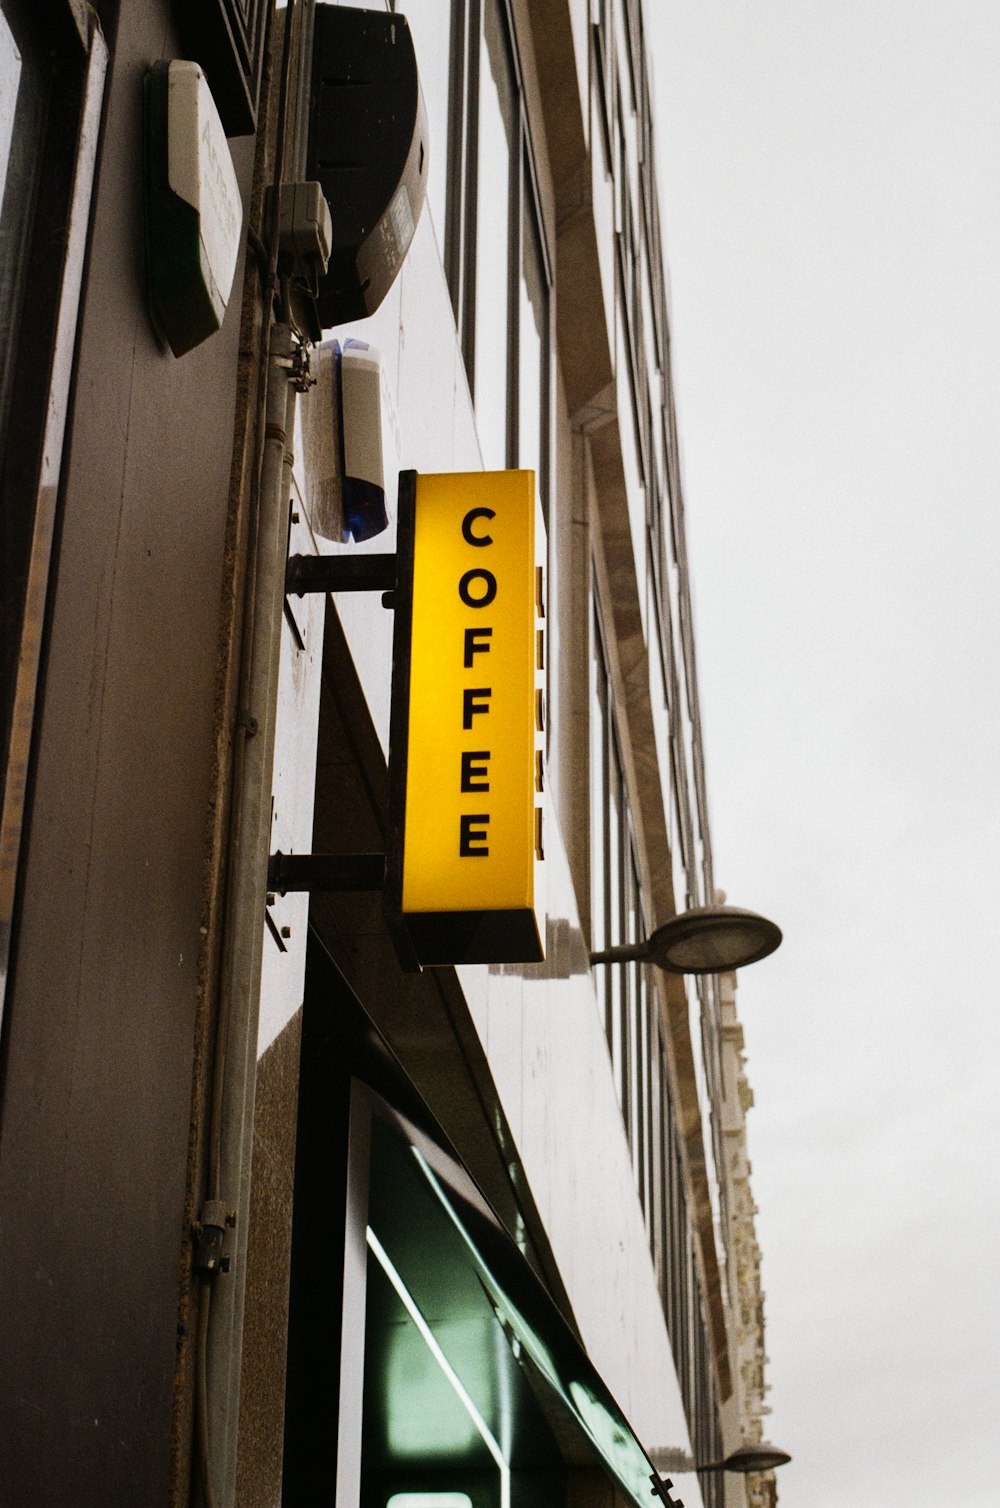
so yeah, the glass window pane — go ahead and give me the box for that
[608,739,623,1102]
[590,610,608,954]
[0,3,47,458]
[1,0,50,753]
[0,12,20,188]
[400,0,452,253]
[518,184,546,491]
[474,0,515,469]
[608,729,622,940]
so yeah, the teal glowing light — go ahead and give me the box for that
[367,1227,512,1508]
[410,1150,658,1508]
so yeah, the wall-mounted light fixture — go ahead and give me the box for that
[307,5,428,326]
[589,904,781,975]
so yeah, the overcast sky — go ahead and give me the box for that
[647,4,1000,1504]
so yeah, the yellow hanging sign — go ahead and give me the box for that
[387,470,546,966]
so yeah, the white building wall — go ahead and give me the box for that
[254,3,774,1503]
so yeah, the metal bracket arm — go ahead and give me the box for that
[285,552,397,596]
[268,851,386,893]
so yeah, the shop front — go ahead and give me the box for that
[282,933,675,1508]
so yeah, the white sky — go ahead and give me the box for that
[647,3,1000,1503]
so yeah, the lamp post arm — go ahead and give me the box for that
[648,1445,791,1477]
[589,941,648,965]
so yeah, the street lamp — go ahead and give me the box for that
[708,1445,792,1474]
[650,1443,792,1475]
[589,905,782,974]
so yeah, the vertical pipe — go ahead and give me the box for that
[203,321,297,1507]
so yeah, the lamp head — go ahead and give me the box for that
[722,1444,792,1474]
[645,905,782,974]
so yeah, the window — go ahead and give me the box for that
[591,0,614,169]
[591,600,723,1473]
[0,0,107,1014]
[517,179,547,483]
[399,0,457,247]
[444,0,551,509]
[0,3,47,461]
[472,0,516,470]
[285,938,568,1506]
[0,0,58,715]
[590,603,648,1165]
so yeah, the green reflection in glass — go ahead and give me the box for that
[367,1228,512,1508]
[411,1151,655,1508]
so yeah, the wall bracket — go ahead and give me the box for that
[268,850,386,894]
[285,552,396,597]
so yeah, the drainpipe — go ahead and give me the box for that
[195,319,303,1508]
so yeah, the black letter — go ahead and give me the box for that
[463,688,492,728]
[459,814,490,857]
[458,568,497,608]
[464,626,493,667]
[461,751,491,792]
[462,507,495,547]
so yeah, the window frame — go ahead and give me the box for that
[590,599,652,1176]
[0,0,107,1024]
[448,0,552,512]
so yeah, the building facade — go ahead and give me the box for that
[0,1,777,1505]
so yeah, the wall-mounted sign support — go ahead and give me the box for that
[269,851,385,893]
[285,552,396,597]
[270,469,547,970]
